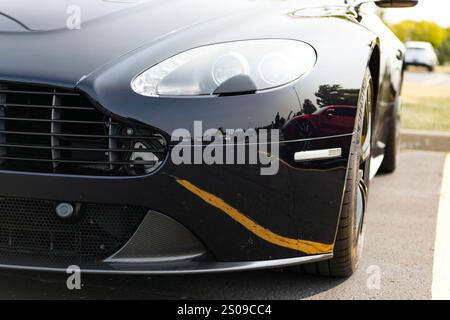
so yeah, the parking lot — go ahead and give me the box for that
[0,150,447,300]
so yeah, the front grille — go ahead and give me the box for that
[0,197,147,265]
[0,82,168,176]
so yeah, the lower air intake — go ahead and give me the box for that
[0,197,147,265]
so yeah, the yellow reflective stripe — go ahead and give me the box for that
[176,179,334,255]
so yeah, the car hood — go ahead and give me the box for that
[0,0,349,87]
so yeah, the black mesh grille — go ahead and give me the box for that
[0,197,147,264]
[0,82,168,176]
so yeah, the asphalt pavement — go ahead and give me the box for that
[0,150,447,300]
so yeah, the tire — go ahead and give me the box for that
[293,69,372,277]
[379,99,400,174]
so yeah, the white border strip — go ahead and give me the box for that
[432,154,450,300]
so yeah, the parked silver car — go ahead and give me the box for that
[405,41,438,72]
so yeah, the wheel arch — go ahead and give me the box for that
[369,43,380,110]
[367,40,381,136]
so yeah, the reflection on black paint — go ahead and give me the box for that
[271,85,360,171]
[314,85,359,110]
[302,99,317,114]
[282,105,356,141]
[279,85,359,140]
[255,85,359,144]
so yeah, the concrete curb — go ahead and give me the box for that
[401,129,450,152]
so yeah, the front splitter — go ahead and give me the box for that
[0,253,333,275]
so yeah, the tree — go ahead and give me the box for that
[390,20,447,49]
[438,37,450,64]
[438,27,450,64]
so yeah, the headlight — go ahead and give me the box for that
[131,39,316,97]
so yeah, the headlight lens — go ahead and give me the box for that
[131,39,316,97]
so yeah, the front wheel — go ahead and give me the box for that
[294,69,373,277]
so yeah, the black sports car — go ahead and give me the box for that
[0,0,416,276]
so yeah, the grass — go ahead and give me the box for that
[401,83,450,132]
[436,65,450,74]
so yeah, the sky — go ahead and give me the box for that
[383,0,450,27]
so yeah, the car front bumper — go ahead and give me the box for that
[0,132,350,273]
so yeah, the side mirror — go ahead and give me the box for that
[375,0,418,8]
